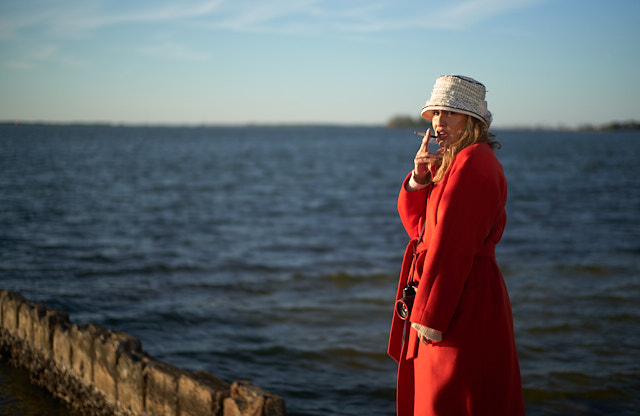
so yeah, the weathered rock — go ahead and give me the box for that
[144,360,180,416]
[0,290,286,416]
[179,370,230,416]
[224,380,286,416]
[0,291,25,334]
[70,323,98,385]
[116,346,147,414]
[33,307,70,359]
[93,327,121,403]
[52,320,73,369]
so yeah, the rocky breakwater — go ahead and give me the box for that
[0,290,286,416]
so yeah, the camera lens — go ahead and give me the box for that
[395,283,416,320]
[396,301,410,320]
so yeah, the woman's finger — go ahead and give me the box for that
[420,129,432,152]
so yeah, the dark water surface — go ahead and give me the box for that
[1,125,639,415]
[0,360,82,416]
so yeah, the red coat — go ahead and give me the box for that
[388,143,524,416]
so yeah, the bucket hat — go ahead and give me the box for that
[420,75,492,126]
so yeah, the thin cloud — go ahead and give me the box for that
[139,41,213,62]
[429,0,549,29]
[1,0,547,39]
[4,60,34,70]
[195,0,548,35]
[72,0,224,33]
[0,0,225,39]
[202,0,321,33]
[1,0,224,69]
[324,0,551,33]
[199,1,395,34]
[2,44,59,70]
[1,0,548,69]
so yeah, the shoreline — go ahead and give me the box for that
[3,119,640,131]
[0,290,286,416]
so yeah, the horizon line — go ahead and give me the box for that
[2,119,639,131]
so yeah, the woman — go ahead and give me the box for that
[388,75,524,415]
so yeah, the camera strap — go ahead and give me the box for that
[388,213,428,361]
[407,219,427,285]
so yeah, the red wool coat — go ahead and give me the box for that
[388,143,525,416]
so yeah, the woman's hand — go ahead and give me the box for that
[417,332,433,345]
[412,322,443,344]
[413,129,443,184]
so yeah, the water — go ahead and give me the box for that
[0,361,82,416]
[1,125,639,415]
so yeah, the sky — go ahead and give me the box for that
[1,0,639,128]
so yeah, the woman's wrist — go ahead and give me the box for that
[408,171,430,190]
[412,171,430,185]
[411,323,443,343]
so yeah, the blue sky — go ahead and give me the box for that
[1,0,638,127]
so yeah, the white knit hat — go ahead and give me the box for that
[420,75,492,126]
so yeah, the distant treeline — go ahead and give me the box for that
[387,115,640,131]
[386,116,431,129]
[3,118,639,131]
[576,121,640,131]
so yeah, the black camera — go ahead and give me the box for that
[395,282,417,320]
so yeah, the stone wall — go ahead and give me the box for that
[0,290,286,416]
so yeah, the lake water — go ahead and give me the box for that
[1,125,639,415]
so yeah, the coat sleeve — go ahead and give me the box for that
[397,172,429,240]
[410,145,505,333]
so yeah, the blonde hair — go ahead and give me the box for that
[432,116,500,184]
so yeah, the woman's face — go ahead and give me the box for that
[432,110,468,147]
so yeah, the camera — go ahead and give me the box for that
[395,282,417,320]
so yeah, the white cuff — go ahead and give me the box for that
[407,174,430,191]
[411,323,443,342]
